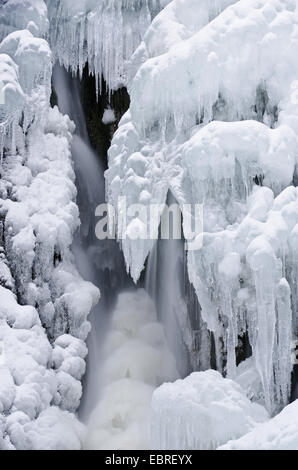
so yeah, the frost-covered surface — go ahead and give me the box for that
[151,370,268,450]
[46,0,171,93]
[0,276,88,449]
[0,23,51,159]
[219,399,298,450]
[128,0,237,82]
[106,0,298,413]
[129,0,298,129]
[0,0,49,41]
[0,105,98,449]
[0,1,99,450]
[85,289,178,450]
[1,107,99,342]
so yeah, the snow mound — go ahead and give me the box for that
[0,284,87,450]
[151,370,268,450]
[183,120,296,194]
[219,399,298,450]
[85,289,179,450]
[131,0,298,131]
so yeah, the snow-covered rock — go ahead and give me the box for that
[151,370,268,450]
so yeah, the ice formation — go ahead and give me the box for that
[0,26,51,160]
[219,399,298,450]
[0,0,99,449]
[46,0,171,93]
[85,289,178,450]
[151,370,268,450]
[102,107,116,125]
[128,0,238,81]
[1,0,298,452]
[106,0,298,414]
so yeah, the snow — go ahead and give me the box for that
[219,399,298,450]
[85,289,179,450]
[0,105,98,445]
[5,407,85,451]
[1,0,298,451]
[129,0,237,82]
[185,185,295,412]
[106,0,298,414]
[151,370,268,450]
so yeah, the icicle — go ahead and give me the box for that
[0,123,5,165]
[275,279,292,408]
[46,0,161,93]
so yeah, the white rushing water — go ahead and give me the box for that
[52,64,179,447]
[85,288,179,450]
[53,64,113,420]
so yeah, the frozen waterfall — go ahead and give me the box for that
[1,0,298,452]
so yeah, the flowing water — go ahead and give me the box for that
[53,65,131,421]
[145,192,211,377]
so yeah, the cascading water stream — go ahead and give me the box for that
[52,66,179,449]
[145,192,212,377]
[52,65,131,420]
